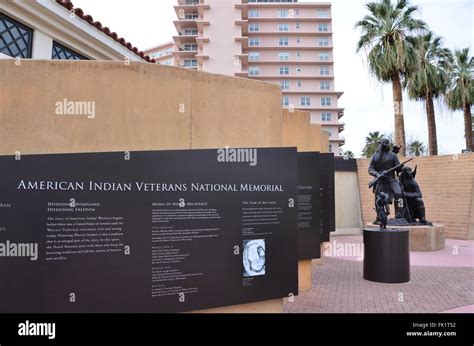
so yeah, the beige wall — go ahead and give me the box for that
[335,171,362,231]
[282,109,311,151]
[357,154,474,240]
[0,60,283,155]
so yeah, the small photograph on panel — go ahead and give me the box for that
[243,239,266,277]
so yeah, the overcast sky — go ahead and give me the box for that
[73,0,473,156]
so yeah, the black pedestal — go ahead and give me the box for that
[363,228,410,283]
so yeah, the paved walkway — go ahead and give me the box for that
[284,235,474,313]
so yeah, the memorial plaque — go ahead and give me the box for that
[297,152,321,260]
[320,153,335,243]
[0,148,298,313]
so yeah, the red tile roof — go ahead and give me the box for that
[56,0,155,62]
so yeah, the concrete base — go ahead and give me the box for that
[333,227,363,236]
[298,259,312,292]
[366,223,445,251]
[191,298,283,313]
[312,243,327,266]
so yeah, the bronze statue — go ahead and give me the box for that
[368,138,407,223]
[399,166,428,224]
[374,192,390,229]
[368,137,430,226]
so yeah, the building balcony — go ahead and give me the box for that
[338,122,345,133]
[331,136,346,144]
[245,45,334,51]
[247,31,333,37]
[180,63,198,69]
[173,34,198,43]
[195,54,209,64]
[248,17,332,23]
[235,71,249,77]
[283,90,344,99]
[196,37,210,49]
[235,36,249,49]
[249,75,335,80]
[236,53,249,66]
[173,49,198,58]
[287,106,345,113]
[174,3,210,18]
[196,20,210,32]
[173,19,198,30]
[177,0,199,5]
[246,60,334,65]
[238,2,331,9]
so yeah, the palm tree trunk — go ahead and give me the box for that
[464,103,473,151]
[426,94,438,155]
[392,74,406,156]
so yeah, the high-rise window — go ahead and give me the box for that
[249,10,260,18]
[278,52,289,61]
[300,97,311,106]
[249,66,260,76]
[282,96,290,106]
[320,66,330,75]
[296,51,301,57]
[321,97,331,106]
[321,112,332,121]
[280,80,290,90]
[319,53,330,61]
[297,80,302,87]
[0,14,33,58]
[296,66,302,72]
[278,10,289,18]
[249,52,260,61]
[317,10,328,18]
[278,24,289,32]
[296,23,300,29]
[279,37,289,46]
[279,66,289,75]
[320,81,330,90]
[249,37,260,46]
[249,23,260,32]
[319,38,329,46]
[317,24,329,32]
[296,37,301,43]
[183,60,197,67]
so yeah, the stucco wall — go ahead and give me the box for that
[335,171,362,231]
[0,60,284,154]
[357,154,474,240]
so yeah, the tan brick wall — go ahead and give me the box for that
[357,154,474,240]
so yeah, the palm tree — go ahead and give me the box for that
[362,131,384,158]
[407,139,427,156]
[355,0,427,156]
[342,150,355,159]
[445,48,474,151]
[405,32,451,155]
